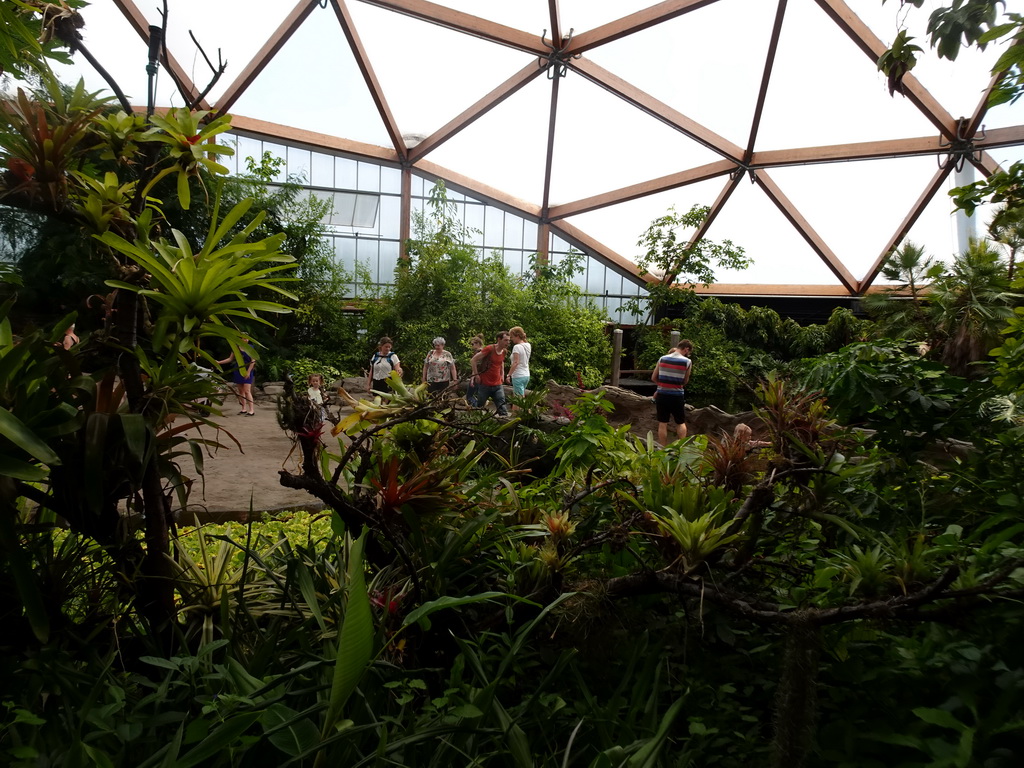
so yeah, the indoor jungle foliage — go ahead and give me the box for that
[2,2,1024,767]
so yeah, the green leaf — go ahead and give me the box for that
[263,704,320,757]
[628,698,684,767]
[450,703,484,719]
[912,707,968,732]
[0,407,60,465]
[402,591,509,630]
[174,713,262,768]
[322,530,374,736]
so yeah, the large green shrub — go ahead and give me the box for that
[362,181,611,387]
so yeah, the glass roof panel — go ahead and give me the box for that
[424,76,551,204]
[229,12,393,146]
[757,0,942,149]
[51,2,178,107]
[700,180,855,285]
[585,0,778,149]
[124,0,297,105]
[768,155,948,282]
[548,72,724,204]
[42,1,1024,294]
[853,0,1016,123]
[563,179,736,272]
[348,0,536,138]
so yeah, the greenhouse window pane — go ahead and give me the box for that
[287,147,311,182]
[321,192,379,228]
[353,193,380,229]
[503,249,524,275]
[356,161,380,192]
[587,261,606,294]
[379,240,400,281]
[335,236,356,272]
[357,239,381,281]
[235,135,264,172]
[465,203,484,246]
[380,165,401,194]
[336,157,357,189]
[523,219,538,253]
[263,143,288,181]
[379,195,401,239]
[484,207,505,248]
[503,214,523,249]
[311,152,334,187]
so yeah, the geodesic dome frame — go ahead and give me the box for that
[74,0,1024,297]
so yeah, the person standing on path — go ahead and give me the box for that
[505,326,532,404]
[650,339,693,445]
[218,340,257,416]
[367,336,402,397]
[470,330,510,416]
[465,334,484,404]
[422,337,457,394]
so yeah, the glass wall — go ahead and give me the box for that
[224,133,648,324]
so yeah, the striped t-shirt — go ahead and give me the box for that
[655,352,691,396]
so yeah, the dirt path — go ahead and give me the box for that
[176,392,325,521]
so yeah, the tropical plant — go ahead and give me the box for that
[623,204,751,323]
[365,180,611,387]
[990,203,1024,280]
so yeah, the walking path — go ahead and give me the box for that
[177,393,325,520]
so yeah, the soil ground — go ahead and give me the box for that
[177,392,326,521]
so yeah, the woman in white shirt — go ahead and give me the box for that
[506,326,532,397]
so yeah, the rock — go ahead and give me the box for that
[542,381,765,441]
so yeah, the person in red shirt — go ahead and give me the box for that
[470,330,510,416]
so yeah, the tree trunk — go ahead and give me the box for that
[772,617,821,768]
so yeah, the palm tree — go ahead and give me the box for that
[862,241,941,342]
[989,204,1024,281]
[930,239,1017,377]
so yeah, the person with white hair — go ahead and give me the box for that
[422,336,457,394]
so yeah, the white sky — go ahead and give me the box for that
[48,0,1024,287]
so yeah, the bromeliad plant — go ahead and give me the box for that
[100,194,298,362]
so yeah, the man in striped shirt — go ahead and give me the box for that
[650,340,693,445]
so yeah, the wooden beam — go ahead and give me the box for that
[966,71,1003,137]
[744,0,788,160]
[332,0,406,159]
[112,0,207,109]
[400,167,411,258]
[548,160,735,220]
[752,126,1024,167]
[408,62,544,162]
[569,57,745,161]
[536,221,550,265]
[229,115,400,162]
[547,0,562,50]
[693,283,882,296]
[215,0,317,115]
[754,135,948,166]
[860,161,956,291]
[815,0,958,140]
[413,159,542,218]
[540,74,561,215]
[566,0,723,54]
[355,0,547,55]
[551,219,657,285]
[969,150,1004,178]
[755,170,859,292]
